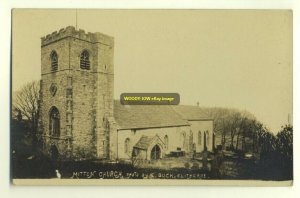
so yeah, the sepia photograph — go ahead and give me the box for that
[11,9,293,185]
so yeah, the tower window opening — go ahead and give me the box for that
[49,106,60,137]
[80,50,90,70]
[50,51,58,71]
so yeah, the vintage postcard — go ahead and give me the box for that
[11,9,293,186]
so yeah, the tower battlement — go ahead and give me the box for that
[39,26,114,160]
[41,26,114,47]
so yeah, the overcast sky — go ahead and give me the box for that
[12,9,292,133]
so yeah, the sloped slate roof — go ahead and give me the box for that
[172,105,213,120]
[134,135,154,150]
[134,135,165,150]
[114,100,189,130]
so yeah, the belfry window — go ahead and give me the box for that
[50,51,58,71]
[80,50,90,70]
[49,106,60,137]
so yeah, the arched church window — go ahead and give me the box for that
[182,132,186,148]
[125,138,130,154]
[206,131,209,146]
[164,135,169,150]
[50,51,58,71]
[190,130,193,139]
[49,107,60,137]
[198,131,202,145]
[80,50,90,70]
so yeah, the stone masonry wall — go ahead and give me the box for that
[40,26,115,160]
[39,74,69,157]
[94,38,115,159]
[40,38,72,158]
[68,38,97,159]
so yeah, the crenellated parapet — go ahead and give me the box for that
[41,26,114,47]
[39,26,114,161]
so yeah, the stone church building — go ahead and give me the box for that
[38,26,214,162]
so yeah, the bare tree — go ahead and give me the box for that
[202,106,258,151]
[235,117,247,150]
[234,112,254,151]
[227,112,241,149]
[12,81,40,134]
[203,107,230,149]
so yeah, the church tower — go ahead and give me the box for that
[38,26,114,160]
